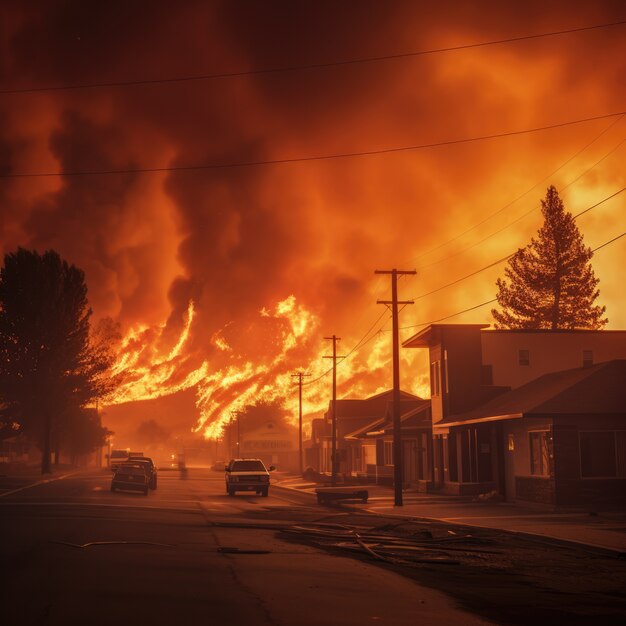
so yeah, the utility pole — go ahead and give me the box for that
[230,411,242,458]
[292,371,311,475]
[324,335,345,486]
[375,268,416,506]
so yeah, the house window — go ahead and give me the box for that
[363,444,376,467]
[431,361,441,396]
[519,349,530,366]
[443,350,449,394]
[580,431,622,478]
[529,431,549,476]
[383,441,394,466]
[582,350,593,368]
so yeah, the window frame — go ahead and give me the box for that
[383,440,394,466]
[518,349,530,366]
[529,430,550,477]
[431,360,441,396]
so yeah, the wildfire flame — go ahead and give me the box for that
[106,293,430,441]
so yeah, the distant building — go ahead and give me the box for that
[345,399,431,488]
[227,419,298,471]
[305,389,423,479]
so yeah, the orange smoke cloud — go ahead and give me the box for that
[0,2,624,439]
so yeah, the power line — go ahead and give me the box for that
[399,299,498,331]
[592,231,625,252]
[399,228,626,331]
[302,309,390,387]
[2,19,624,96]
[2,111,624,179]
[408,114,625,267]
[303,226,625,386]
[414,136,626,272]
[410,187,626,300]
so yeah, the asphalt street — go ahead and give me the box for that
[1,468,490,626]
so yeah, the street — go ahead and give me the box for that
[2,468,625,625]
[1,468,489,626]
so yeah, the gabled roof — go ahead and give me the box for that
[345,399,430,439]
[439,360,626,427]
[325,389,421,419]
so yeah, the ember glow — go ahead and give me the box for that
[0,2,624,440]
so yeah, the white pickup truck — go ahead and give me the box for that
[109,449,130,471]
[225,458,275,497]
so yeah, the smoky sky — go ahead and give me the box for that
[0,1,625,423]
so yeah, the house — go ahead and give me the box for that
[438,360,626,506]
[309,389,421,478]
[345,399,431,487]
[225,418,298,471]
[403,324,626,505]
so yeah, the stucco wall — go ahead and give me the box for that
[481,330,626,389]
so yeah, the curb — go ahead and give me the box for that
[272,482,626,558]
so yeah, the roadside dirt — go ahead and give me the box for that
[226,506,626,625]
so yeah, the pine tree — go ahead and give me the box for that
[491,186,607,329]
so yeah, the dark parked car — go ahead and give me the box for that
[128,456,158,489]
[111,462,150,495]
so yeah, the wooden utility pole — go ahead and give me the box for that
[375,268,416,506]
[324,335,345,486]
[230,410,242,458]
[291,371,311,475]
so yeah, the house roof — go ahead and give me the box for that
[345,399,430,439]
[324,389,421,420]
[403,324,489,348]
[403,324,626,348]
[382,402,431,434]
[439,359,626,427]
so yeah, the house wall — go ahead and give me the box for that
[481,331,626,389]
[504,414,626,506]
[429,327,485,423]
[505,418,555,504]
[552,415,626,507]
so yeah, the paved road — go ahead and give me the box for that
[1,468,490,626]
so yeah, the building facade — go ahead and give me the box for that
[403,324,626,505]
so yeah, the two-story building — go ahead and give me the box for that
[403,324,626,506]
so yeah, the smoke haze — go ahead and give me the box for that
[1,1,624,439]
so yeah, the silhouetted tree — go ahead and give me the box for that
[233,399,291,432]
[0,248,116,473]
[136,419,170,446]
[492,186,607,329]
[63,407,111,465]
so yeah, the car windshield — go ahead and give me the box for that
[232,461,266,472]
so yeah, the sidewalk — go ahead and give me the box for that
[0,464,85,498]
[274,474,626,554]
